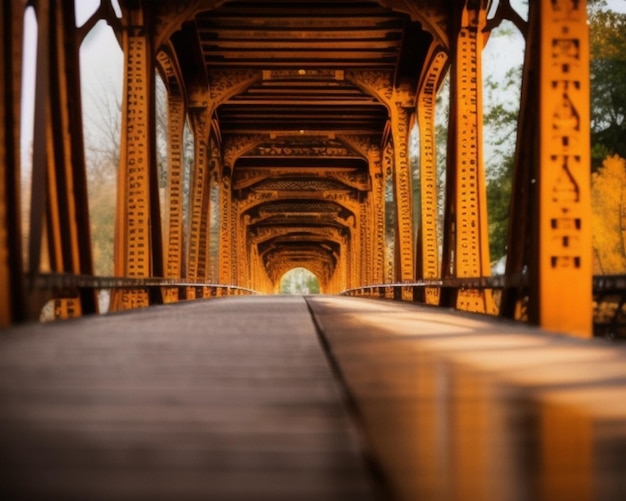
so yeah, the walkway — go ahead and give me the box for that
[1,296,626,500]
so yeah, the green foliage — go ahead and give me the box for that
[483,66,522,262]
[589,8,626,168]
[486,156,514,261]
[280,268,320,294]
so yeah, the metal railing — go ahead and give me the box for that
[342,275,626,340]
[27,273,257,322]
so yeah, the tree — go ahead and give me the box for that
[591,155,626,273]
[480,2,626,264]
[482,65,522,261]
[589,7,626,168]
[280,268,320,294]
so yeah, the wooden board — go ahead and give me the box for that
[0,296,378,500]
[306,296,626,501]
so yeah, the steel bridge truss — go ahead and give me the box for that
[1,0,598,337]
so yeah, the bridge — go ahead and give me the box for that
[2,1,626,499]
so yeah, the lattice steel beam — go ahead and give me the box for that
[0,0,27,325]
[441,0,495,314]
[503,0,592,337]
[112,6,162,310]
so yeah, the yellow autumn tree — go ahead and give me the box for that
[591,154,626,274]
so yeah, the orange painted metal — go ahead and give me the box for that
[442,1,495,314]
[416,48,448,305]
[29,1,96,319]
[0,0,27,325]
[111,6,161,311]
[536,0,592,336]
[504,0,592,338]
[0,0,596,339]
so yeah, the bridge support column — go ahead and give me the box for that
[503,0,592,337]
[347,73,415,286]
[235,200,247,288]
[358,200,369,288]
[158,53,187,302]
[0,0,27,325]
[369,150,385,286]
[219,171,233,285]
[112,6,163,310]
[415,49,448,305]
[337,136,384,288]
[28,0,97,318]
[442,1,495,314]
[390,100,416,286]
[186,104,211,297]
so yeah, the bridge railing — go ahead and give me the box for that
[342,275,626,340]
[28,273,257,322]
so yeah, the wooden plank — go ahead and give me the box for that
[0,297,378,500]
[306,296,626,501]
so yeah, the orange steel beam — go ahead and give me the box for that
[27,1,97,319]
[390,99,416,284]
[219,172,233,285]
[112,6,162,310]
[535,0,592,336]
[187,105,211,287]
[503,0,592,337]
[347,72,415,284]
[163,97,186,281]
[0,0,27,325]
[415,48,448,305]
[158,51,187,303]
[370,148,385,285]
[441,0,495,314]
[336,135,385,286]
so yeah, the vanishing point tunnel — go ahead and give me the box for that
[3,1,626,500]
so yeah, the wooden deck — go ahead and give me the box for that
[2,295,626,500]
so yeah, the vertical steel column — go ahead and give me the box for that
[416,49,448,305]
[503,0,592,337]
[390,100,416,284]
[0,1,26,325]
[162,92,186,302]
[29,0,97,318]
[347,225,356,290]
[156,48,187,303]
[370,149,385,285]
[338,136,383,286]
[231,195,239,285]
[442,1,495,313]
[219,171,233,284]
[112,5,162,310]
[163,92,186,279]
[536,0,592,336]
[186,105,211,295]
[346,72,415,285]
[383,140,395,283]
[359,198,368,287]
